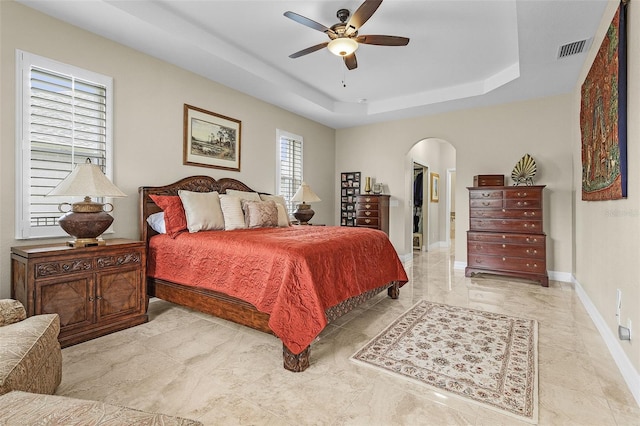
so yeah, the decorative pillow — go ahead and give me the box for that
[226,189,261,201]
[149,194,187,238]
[275,204,290,227]
[260,194,290,227]
[242,200,279,228]
[219,195,247,230]
[178,190,225,232]
[146,212,166,234]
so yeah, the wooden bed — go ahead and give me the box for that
[139,175,405,372]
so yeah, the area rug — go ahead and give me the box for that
[351,300,538,423]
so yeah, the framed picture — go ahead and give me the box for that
[183,104,241,171]
[430,173,440,202]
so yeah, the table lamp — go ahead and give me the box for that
[47,159,126,247]
[291,182,321,225]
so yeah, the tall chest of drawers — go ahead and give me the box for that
[355,194,390,235]
[465,186,548,287]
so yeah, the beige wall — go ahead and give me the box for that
[0,2,335,298]
[336,94,575,271]
[573,1,640,378]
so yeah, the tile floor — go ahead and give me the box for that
[58,247,640,425]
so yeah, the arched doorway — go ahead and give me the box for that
[406,138,456,254]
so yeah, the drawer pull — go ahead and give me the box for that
[524,211,536,217]
[365,197,372,202]
[502,235,506,239]
[525,237,539,243]
[517,201,529,207]
[365,204,372,209]
[526,249,537,254]
[365,219,371,224]
[482,192,491,198]
[502,244,506,248]
[502,257,506,261]
[501,220,507,224]
[526,263,538,268]
[517,192,528,197]
[88,297,94,302]
[482,201,490,206]
[365,211,371,216]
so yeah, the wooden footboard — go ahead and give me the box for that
[149,276,400,372]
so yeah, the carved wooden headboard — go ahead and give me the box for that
[138,175,257,244]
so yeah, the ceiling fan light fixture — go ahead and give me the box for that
[328,37,358,57]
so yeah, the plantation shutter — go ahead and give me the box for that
[277,131,303,214]
[16,51,113,239]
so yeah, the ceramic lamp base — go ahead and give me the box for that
[294,203,315,225]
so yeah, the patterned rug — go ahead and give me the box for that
[351,300,538,423]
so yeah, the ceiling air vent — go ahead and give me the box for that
[558,39,588,59]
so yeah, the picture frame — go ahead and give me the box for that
[430,173,440,202]
[183,104,241,171]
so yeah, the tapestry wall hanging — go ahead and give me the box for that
[580,2,628,201]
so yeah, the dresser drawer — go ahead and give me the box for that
[467,254,546,274]
[470,218,542,234]
[357,209,379,218]
[505,199,541,209]
[470,208,541,219]
[467,241,545,259]
[356,195,379,204]
[504,188,542,200]
[469,199,503,208]
[469,190,503,199]
[467,231,545,246]
[356,217,379,227]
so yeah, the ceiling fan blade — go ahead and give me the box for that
[355,35,410,46]
[344,53,358,70]
[289,42,329,59]
[284,11,336,36]
[345,0,383,35]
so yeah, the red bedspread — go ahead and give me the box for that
[147,226,408,354]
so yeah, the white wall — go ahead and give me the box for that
[0,1,335,298]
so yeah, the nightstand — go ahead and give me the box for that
[11,239,147,347]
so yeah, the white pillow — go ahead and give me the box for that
[146,212,166,234]
[226,189,261,201]
[260,194,290,227]
[219,194,247,230]
[178,190,225,232]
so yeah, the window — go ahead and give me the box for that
[16,50,113,239]
[276,130,303,214]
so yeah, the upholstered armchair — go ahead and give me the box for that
[0,299,62,395]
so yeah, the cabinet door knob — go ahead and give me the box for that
[88,297,94,302]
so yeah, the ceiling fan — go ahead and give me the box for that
[284,0,410,70]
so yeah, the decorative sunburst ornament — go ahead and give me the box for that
[512,154,537,186]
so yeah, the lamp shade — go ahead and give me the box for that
[48,160,127,198]
[327,38,359,57]
[291,182,321,203]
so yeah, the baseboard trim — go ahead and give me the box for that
[573,275,640,408]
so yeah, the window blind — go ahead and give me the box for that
[278,133,303,214]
